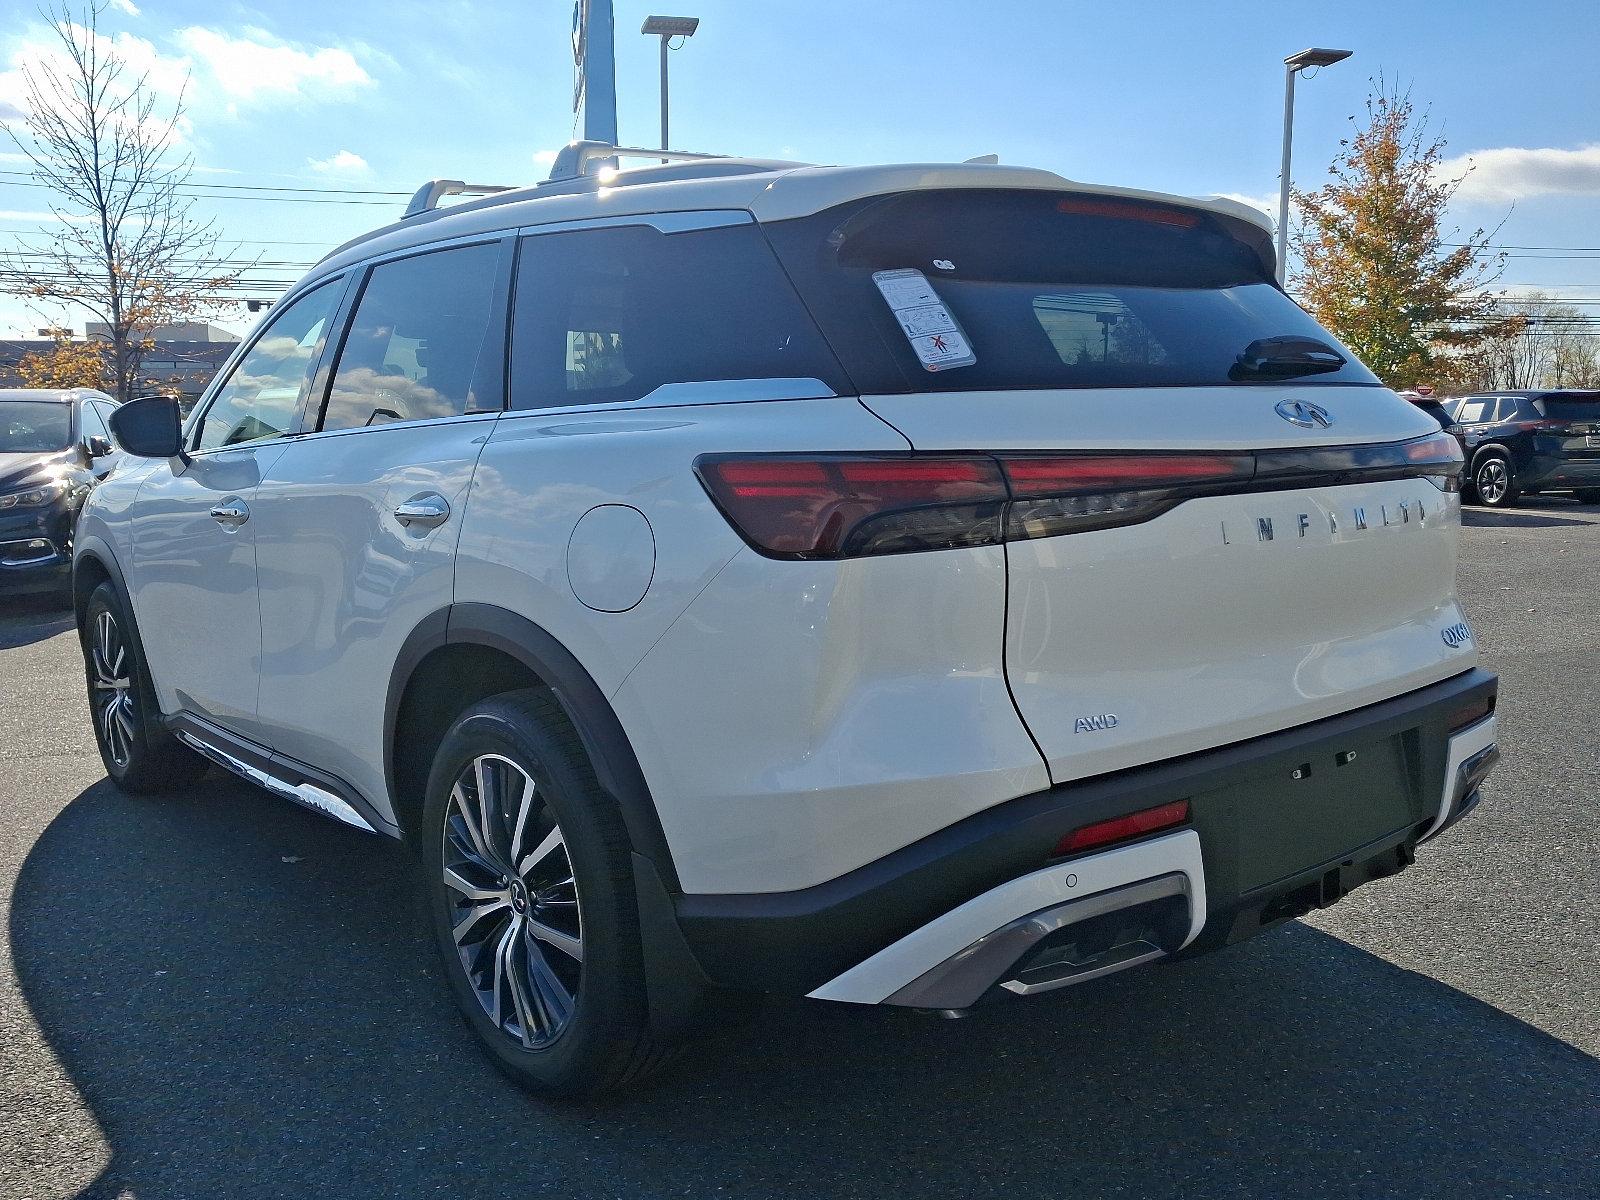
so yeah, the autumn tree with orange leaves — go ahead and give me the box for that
[1291,83,1513,390]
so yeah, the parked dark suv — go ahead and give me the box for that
[0,388,122,594]
[1453,390,1600,506]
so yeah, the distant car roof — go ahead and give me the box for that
[0,388,111,403]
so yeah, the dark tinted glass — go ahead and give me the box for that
[763,190,1380,393]
[1538,393,1600,420]
[321,241,506,431]
[198,281,340,450]
[0,402,71,452]
[509,223,846,409]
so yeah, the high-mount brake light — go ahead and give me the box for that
[695,433,1466,560]
[1054,197,1201,228]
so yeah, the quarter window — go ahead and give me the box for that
[196,281,341,451]
[319,241,506,432]
[508,223,847,409]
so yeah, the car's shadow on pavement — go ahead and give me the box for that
[0,593,74,649]
[1461,509,1594,529]
[12,779,1600,1200]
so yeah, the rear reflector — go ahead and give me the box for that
[1054,800,1191,856]
[696,432,1465,560]
[1447,694,1495,733]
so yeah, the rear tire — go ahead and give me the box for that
[1471,452,1519,507]
[80,581,209,794]
[1575,488,1600,506]
[420,688,673,1098]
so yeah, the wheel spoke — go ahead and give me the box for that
[447,784,501,872]
[527,917,583,963]
[474,757,504,862]
[526,942,575,1028]
[517,824,564,878]
[451,896,510,946]
[442,865,503,903]
[508,773,538,865]
[502,929,540,1046]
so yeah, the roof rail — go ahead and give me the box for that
[546,140,726,182]
[404,179,516,219]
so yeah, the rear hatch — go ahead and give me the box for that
[1536,393,1600,458]
[763,187,1473,784]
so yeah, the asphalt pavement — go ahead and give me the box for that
[0,498,1596,1199]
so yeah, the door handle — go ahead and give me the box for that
[210,500,250,527]
[393,494,451,529]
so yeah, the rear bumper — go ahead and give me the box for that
[671,668,1499,1006]
[1521,452,1600,490]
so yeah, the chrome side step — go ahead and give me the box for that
[173,725,380,835]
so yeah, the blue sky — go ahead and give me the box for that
[3,0,1599,338]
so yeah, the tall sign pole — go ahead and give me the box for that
[573,0,619,145]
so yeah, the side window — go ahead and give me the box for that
[79,401,109,443]
[319,241,505,432]
[196,282,341,451]
[509,223,845,409]
[1456,399,1492,424]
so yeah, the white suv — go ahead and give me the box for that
[77,149,1501,1097]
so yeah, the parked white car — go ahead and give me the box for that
[76,147,1500,1097]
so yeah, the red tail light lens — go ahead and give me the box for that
[1447,694,1495,733]
[1055,197,1201,228]
[1054,800,1191,856]
[696,455,1006,558]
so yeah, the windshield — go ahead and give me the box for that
[0,402,72,453]
[763,190,1379,393]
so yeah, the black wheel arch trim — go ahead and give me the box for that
[384,602,680,893]
[71,537,148,665]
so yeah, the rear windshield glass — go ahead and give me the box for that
[762,190,1379,393]
[1538,394,1600,420]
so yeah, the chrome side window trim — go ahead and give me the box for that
[632,377,836,408]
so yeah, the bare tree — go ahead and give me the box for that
[1453,292,1600,391]
[0,4,242,399]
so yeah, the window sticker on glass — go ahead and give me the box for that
[871,268,977,372]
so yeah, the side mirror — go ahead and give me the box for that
[86,435,114,459]
[108,395,184,459]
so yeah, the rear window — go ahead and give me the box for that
[762,189,1380,394]
[1538,394,1600,421]
[508,223,847,409]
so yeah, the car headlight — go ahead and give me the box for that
[0,479,68,510]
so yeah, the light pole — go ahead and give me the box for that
[1277,47,1352,285]
[641,15,700,160]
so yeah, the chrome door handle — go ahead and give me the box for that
[393,494,451,529]
[210,500,250,526]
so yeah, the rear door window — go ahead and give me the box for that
[508,223,847,409]
[1456,398,1494,424]
[319,241,507,432]
[763,189,1380,393]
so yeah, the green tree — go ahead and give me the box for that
[1291,82,1512,390]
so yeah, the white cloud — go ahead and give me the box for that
[308,149,369,175]
[532,148,560,167]
[109,0,141,16]
[175,27,373,105]
[1440,144,1600,204]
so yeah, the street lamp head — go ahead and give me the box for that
[1285,47,1353,70]
[642,15,699,37]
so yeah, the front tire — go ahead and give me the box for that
[420,689,671,1098]
[1471,452,1519,507]
[80,581,209,793]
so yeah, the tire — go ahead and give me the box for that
[80,581,209,793]
[1471,452,1519,507]
[1575,488,1600,506]
[420,688,673,1098]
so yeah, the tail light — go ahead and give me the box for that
[1053,800,1191,856]
[1447,693,1495,733]
[696,432,1466,560]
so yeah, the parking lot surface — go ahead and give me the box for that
[1,500,1597,1200]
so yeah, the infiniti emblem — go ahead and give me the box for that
[1275,399,1334,429]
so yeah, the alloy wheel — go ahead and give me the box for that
[90,609,137,769]
[441,753,583,1049]
[1476,458,1509,503]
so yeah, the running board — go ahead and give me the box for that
[169,715,386,835]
